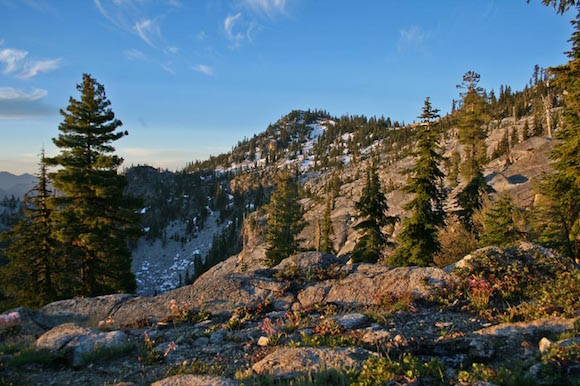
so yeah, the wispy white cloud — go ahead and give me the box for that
[161,63,176,75]
[0,48,28,74]
[167,0,181,7]
[93,0,118,26]
[243,0,287,16]
[224,13,243,42]
[224,12,257,47]
[17,58,61,79]
[0,47,60,78]
[222,1,289,47]
[397,26,427,53]
[134,18,160,48]
[0,87,47,101]
[124,48,147,61]
[196,31,207,41]
[95,1,170,50]
[0,87,54,118]
[246,22,258,42]
[166,46,179,54]
[193,64,214,77]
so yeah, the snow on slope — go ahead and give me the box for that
[132,210,224,295]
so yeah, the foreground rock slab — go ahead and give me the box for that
[35,322,130,367]
[37,294,133,328]
[152,374,239,386]
[332,313,368,329]
[252,347,374,378]
[298,265,452,308]
[474,316,580,338]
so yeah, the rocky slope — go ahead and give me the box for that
[0,242,578,385]
[130,108,558,296]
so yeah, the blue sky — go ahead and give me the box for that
[0,0,575,174]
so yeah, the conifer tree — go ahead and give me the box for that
[455,71,493,228]
[390,98,446,267]
[47,74,139,297]
[456,71,489,180]
[538,3,580,260]
[511,127,519,147]
[479,193,524,248]
[447,151,461,187]
[331,172,341,210]
[351,161,398,263]
[529,193,571,255]
[320,196,335,254]
[536,0,578,14]
[265,172,305,266]
[0,150,59,307]
[456,170,494,230]
[522,120,531,141]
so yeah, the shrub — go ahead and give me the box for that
[457,363,524,385]
[540,341,580,385]
[434,215,477,267]
[136,332,163,365]
[297,332,357,348]
[451,246,579,320]
[312,320,345,336]
[7,348,63,368]
[357,355,446,385]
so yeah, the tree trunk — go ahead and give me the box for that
[543,94,553,138]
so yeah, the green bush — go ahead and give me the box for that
[451,246,579,320]
[540,342,580,385]
[356,355,446,385]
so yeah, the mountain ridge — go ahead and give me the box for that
[0,171,37,199]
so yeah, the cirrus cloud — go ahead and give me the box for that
[17,58,61,79]
[224,12,258,48]
[0,48,29,75]
[193,64,214,77]
[0,87,47,101]
[243,0,287,16]
[124,48,147,61]
[0,87,54,118]
[134,18,160,48]
[224,12,243,42]
[0,47,61,79]
[95,0,172,52]
[397,26,429,54]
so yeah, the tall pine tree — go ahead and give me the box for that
[320,195,335,254]
[47,74,139,297]
[0,150,59,307]
[456,170,494,230]
[351,161,398,263]
[456,71,489,180]
[538,2,580,261]
[391,98,446,267]
[265,172,305,266]
[479,192,524,248]
[455,71,493,228]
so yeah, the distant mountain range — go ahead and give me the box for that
[0,171,37,199]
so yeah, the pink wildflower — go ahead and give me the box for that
[0,311,20,329]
